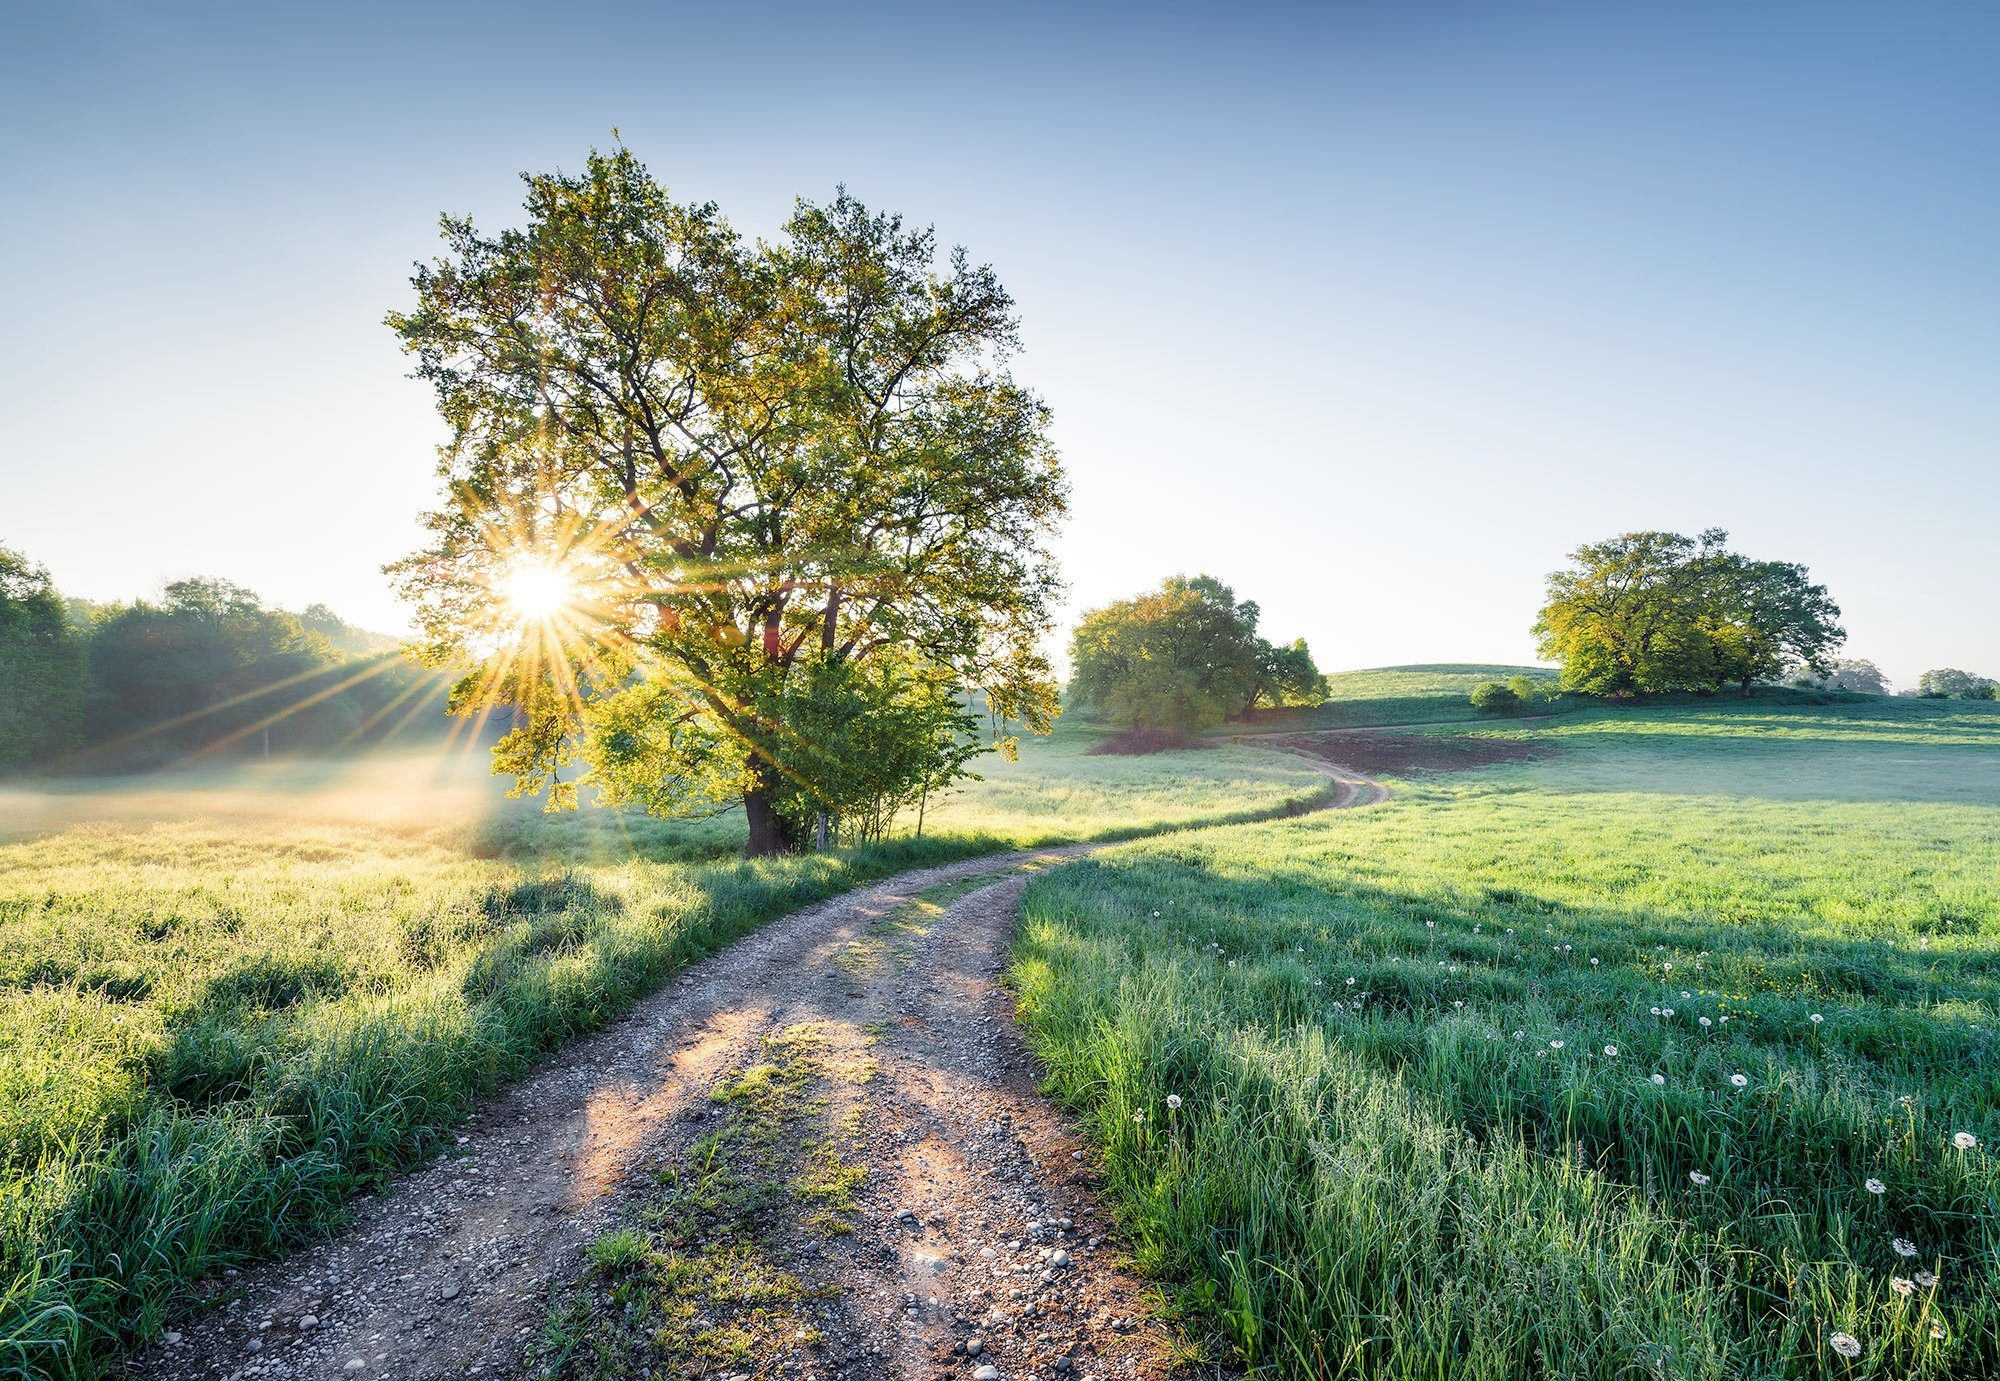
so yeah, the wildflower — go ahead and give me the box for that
[1700,1017,1712,1027]
[1346,977,1356,986]
[1891,1276,1916,1297]
[1953,1131,1978,1150]
[1151,910,1160,918]
[1930,1321,1946,1340]
[1132,1110,1146,1123]
[1916,1269,1938,1288]
[1681,991,1691,999]
[1651,1073,1667,1086]
[1664,963,1672,971]
[1651,1007,1661,1016]
[1893,1238,1917,1257]
[1810,1013,1824,1024]
[1830,1333,1861,1358]
[1165,1094,1183,1111]
[1590,957,1599,966]
[1550,1039,1564,1050]
[1662,1007,1675,1017]
[1865,1178,1886,1195]
[1689,1171,1711,1186]
[1513,1030,1524,1040]
[1426,920,1435,928]
[1453,999,1463,1008]
[1730,1073,1749,1088]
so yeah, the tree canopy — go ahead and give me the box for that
[1793,658,1888,695]
[386,147,1066,853]
[0,545,86,770]
[1067,575,1322,735]
[1534,530,1843,697]
[1916,668,1997,700]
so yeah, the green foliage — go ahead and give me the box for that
[77,577,429,770]
[0,546,85,770]
[1795,657,1890,695]
[1012,700,2000,1378]
[1918,668,1996,700]
[1067,575,1321,733]
[1535,529,1844,697]
[386,145,1066,854]
[1467,680,1522,712]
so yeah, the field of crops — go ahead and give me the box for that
[1012,698,2000,1378]
[0,725,1329,1374]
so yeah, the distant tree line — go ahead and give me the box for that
[0,543,433,774]
[1535,530,1844,697]
[1067,575,1322,736]
[1910,668,1998,700]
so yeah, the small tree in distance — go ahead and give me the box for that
[1535,529,1842,697]
[1067,575,1321,737]
[1916,668,1997,700]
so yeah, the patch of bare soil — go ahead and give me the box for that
[1263,732,1553,777]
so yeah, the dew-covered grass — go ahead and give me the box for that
[0,727,1325,1376]
[1012,699,2000,1378]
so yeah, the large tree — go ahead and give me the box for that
[0,545,86,770]
[387,148,1065,853]
[1535,530,1843,697]
[1068,575,1321,734]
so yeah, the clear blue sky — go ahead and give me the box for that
[4,2,1995,688]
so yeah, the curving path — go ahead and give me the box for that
[135,765,1383,1381]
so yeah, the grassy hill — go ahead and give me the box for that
[1237,662,1571,732]
[1012,696,2000,1377]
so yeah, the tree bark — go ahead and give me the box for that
[744,780,801,856]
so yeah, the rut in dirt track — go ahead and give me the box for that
[135,767,1383,1381]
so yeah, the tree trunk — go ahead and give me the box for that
[744,783,801,857]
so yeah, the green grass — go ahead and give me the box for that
[924,714,1334,840]
[1241,663,1575,732]
[0,726,1326,1377]
[1011,698,2000,1378]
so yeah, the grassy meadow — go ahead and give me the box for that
[1240,662,1575,732]
[1012,697,2000,1378]
[0,724,1329,1376]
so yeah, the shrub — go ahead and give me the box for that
[1468,681,1522,713]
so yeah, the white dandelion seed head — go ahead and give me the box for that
[1165,1094,1183,1111]
[1663,1008,1675,1017]
[1730,1073,1749,1087]
[1916,1269,1938,1288]
[1891,1276,1916,1297]
[1953,1131,1978,1150]
[1810,1013,1824,1023]
[1892,1238,1917,1257]
[1346,977,1356,986]
[1930,1320,1946,1340]
[1550,1040,1564,1049]
[1651,1007,1662,1016]
[1865,1177,1887,1195]
[1700,1017,1713,1027]
[1830,1333,1861,1358]
[1651,1073,1667,1086]
[1590,957,1600,966]
[1604,1045,1618,1056]
[1689,1171,1711,1186]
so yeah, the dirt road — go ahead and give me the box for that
[136,768,1382,1381]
